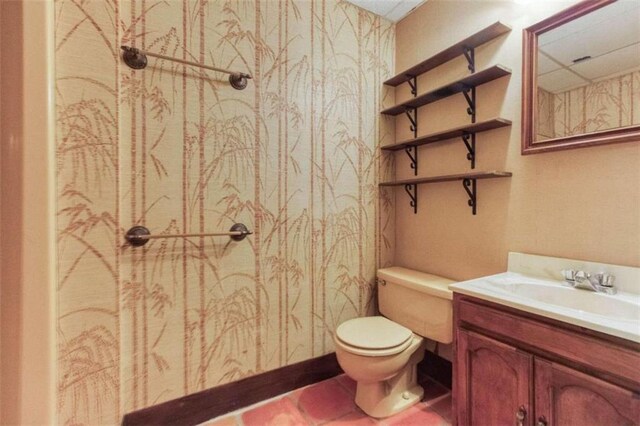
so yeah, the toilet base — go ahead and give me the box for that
[356,382,424,418]
[353,343,425,418]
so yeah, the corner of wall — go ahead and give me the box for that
[0,0,56,423]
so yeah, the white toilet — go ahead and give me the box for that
[334,267,455,418]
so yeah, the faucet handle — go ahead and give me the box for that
[594,273,615,288]
[561,269,576,281]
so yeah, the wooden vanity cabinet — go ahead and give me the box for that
[453,294,640,426]
[534,358,640,426]
[456,330,533,425]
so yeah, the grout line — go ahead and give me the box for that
[295,376,358,426]
[332,374,355,395]
[234,414,244,426]
[423,391,452,408]
[286,393,316,426]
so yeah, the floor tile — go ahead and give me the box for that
[380,403,446,426]
[202,373,452,426]
[290,378,355,424]
[335,374,357,395]
[199,415,239,426]
[429,393,453,424]
[241,397,309,426]
[324,411,378,426]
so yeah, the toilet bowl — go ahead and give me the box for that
[335,316,426,418]
[334,267,455,418]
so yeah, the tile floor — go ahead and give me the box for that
[201,374,452,426]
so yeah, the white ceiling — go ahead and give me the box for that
[346,0,427,22]
[537,0,640,93]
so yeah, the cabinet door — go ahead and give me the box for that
[455,329,533,426]
[535,358,640,426]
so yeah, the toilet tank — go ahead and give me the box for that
[377,267,455,344]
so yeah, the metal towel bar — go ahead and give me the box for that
[125,223,252,247]
[120,45,252,90]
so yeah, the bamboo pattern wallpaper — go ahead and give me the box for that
[537,69,640,140]
[54,0,395,424]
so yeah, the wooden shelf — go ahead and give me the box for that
[379,23,513,215]
[384,22,511,87]
[381,118,512,151]
[379,171,512,187]
[381,65,511,116]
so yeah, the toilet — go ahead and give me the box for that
[334,267,455,418]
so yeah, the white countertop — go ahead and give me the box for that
[450,253,640,343]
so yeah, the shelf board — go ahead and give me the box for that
[379,171,512,187]
[381,65,511,116]
[384,21,511,87]
[381,118,512,151]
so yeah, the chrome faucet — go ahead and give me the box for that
[561,269,617,295]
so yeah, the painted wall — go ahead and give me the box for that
[537,69,640,140]
[0,0,56,424]
[393,0,640,281]
[54,0,394,423]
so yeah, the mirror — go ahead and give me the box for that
[522,0,640,154]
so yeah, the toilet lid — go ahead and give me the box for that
[336,316,412,350]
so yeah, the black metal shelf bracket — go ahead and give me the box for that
[405,107,418,138]
[462,86,476,123]
[463,46,475,73]
[405,183,418,214]
[405,146,418,175]
[462,178,477,215]
[404,106,419,175]
[461,132,476,169]
[406,74,418,97]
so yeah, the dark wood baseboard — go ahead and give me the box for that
[418,350,453,389]
[122,353,342,426]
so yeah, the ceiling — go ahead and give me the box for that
[346,0,427,22]
[537,0,640,93]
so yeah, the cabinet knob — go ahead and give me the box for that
[537,416,548,426]
[516,405,527,426]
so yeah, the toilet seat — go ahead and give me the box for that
[335,316,414,357]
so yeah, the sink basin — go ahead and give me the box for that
[451,271,640,343]
[484,279,640,322]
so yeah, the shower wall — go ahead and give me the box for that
[54,0,394,424]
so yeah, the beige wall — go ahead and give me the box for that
[54,0,394,423]
[0,0,56,424]
[393,0,640,281]
[4,1,639,424]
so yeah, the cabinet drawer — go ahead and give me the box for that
[456,297,640,385]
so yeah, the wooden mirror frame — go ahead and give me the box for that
[521,0,640,155]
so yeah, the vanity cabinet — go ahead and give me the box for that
[456,330,532,425]
[453,294,640,426]
[534,358,640,426]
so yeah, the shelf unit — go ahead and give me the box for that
[380,65,511,116]
[384,22,511,87]
[381,118,512,169]
[379,21,513,215]
[380,171,512,215]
